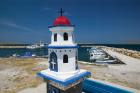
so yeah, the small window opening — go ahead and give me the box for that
[63,55,68,63]
[63,33,68,41]
[54,33,57,42]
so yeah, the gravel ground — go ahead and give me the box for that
[0,58,48,93]
[1,48,140,93]
[18,83,46,93]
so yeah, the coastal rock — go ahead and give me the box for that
[103,47,140,59]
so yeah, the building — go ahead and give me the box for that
[37,9,91,93]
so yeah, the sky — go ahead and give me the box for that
[0,0,140,44]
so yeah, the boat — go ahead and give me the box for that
[89,47,117,63]
[12,53,20,57]
[26,44,39,49]
[21,52,36,58]
[26,41,46,49]
[12,52,36,58]
[89,47,107,62]
[95,59,117,64]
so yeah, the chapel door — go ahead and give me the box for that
[49,52,58,72]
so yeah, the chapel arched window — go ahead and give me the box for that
[63,32,68,41]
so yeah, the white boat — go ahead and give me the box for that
[26,44,39,49]
[89,47,107,62]
[26,41,46,49]
[12,52,36,58]
[89,47,116,63]
[95,59,117,63]
[12,53,20,57]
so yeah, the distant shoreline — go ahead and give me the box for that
[0,46,26,48]
[0,44,27,48]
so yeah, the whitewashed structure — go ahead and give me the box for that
[38,9,91,93]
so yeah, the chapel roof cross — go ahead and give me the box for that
[59,8,64,16]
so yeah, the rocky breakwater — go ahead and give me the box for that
[102,47,140,59]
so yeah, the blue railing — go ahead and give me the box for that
[82,79,134,93]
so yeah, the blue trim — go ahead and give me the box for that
[37,71,91,86]
[48,25,75,28]
[48,45,79,49]
[83,79,134,93]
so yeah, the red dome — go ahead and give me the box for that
[53,16,70,26]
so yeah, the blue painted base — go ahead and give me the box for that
[48,45,79,49]
[37,71,91,87]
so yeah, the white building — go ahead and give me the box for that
[38,9,91,93]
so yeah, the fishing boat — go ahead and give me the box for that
[89,47,116,63]
[26,41,46,49]
[12,52,36,58]
[89,47,107,62]
[12,53,20,57]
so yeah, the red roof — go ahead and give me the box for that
[53,16,70,26]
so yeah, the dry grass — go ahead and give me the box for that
[0,58,48,93]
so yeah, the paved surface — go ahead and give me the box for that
[18,83,46,93]
[18,50,140,93]
[104,49,140,72]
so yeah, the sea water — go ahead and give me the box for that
[0,48,48,58]
[0,44,140,62]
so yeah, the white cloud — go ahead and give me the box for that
[0,19,32,31]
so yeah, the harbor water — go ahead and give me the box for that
[0,44,140,62]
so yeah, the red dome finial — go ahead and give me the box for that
[53,16,71,26]
[53,8,71,26]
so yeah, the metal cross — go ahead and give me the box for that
[59,8,64,16]
[51,59,56,69]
